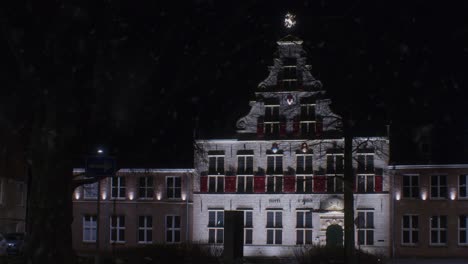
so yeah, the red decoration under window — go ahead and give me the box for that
[254,175,266,193]
[224,176,236,193]
[200,176,208,193]
[283,175,295,193]
[313,176,326,192]
[375,175,383,192]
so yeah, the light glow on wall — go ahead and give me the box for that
[128,192,135,200]
[101,192,107,200]
[157,192,162,200]
[74,191,80,200]
[450,188,456,200]
[395,191,401,201]
[421,190,427,200]
[182,193,187,201]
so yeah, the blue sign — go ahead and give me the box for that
[86,156,116,178]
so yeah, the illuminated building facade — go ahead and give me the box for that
[192,35,390,256]
[71,169,193,253]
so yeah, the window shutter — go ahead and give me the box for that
[313,175,326,192]
[375,175,383,192]
[283,175,295,193]
[224,176,236,193]
[257,116,264,138]
[293,116,300,136]
[254,175,266,193]
[200,176,208,193]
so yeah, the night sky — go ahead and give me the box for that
[2,1,468,169]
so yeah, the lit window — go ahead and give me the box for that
[431,175,447,199]
[357,175,375,193]
[110,216,125,243]
[139,176,154,199]
[111,177,126,199]
[83,215,97,242]
[402,175,419,198]
[166,215,181,243]
[138,216,152,244]
[208,210,224,244]
[402,215,418,245]
[266,211,282,245]
[166,176,181,198]
[430,215,447,245]
[357,211,374,245]
[296,211,312,245]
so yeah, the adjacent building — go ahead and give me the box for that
[389,164,468,258]
[192,35,390,256]
[71,168,194,254]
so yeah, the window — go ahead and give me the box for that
[208,175,224,193]
[431,175,447,199]
[326,154,344,174]
[237,175,253,193]
[208,210,224,244]
[111,177,126,199]
[110,216,125,243]
[237,155,253,175]
[83,182,98,199]
[459,175,468,198]
[167,176,182,198]
[138,216,152,244]
[300,121,316,136]
[296,211,312,244]
[357,154,374,173]
[266,211,282,244]
[300,103,315,120]
[296,153,313,174]
[402,175,419,198]
[296,176,313,193]
[139,176,154,199]
[357,211,374,245]
[402,215,418,245]
[459,215,468,245]
[357,175,375,193]
[166,215,181,243]
[267,154,283,174]
[267,176,283,193]
[208,154,225,175]
[283,66,297,80]
[327,176,343,193]
[243,210,253,245]
[83,215,97,242]
[264,105,279,121]
[430,215,447,245]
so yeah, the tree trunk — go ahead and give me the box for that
[343,118,355,264]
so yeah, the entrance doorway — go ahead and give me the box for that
[326,224,343,247]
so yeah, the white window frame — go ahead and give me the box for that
[138,176,154,200]
[296,175,313,193]
[357,154,374,172]
[267,175,283,193]
[166,215,181,243]
[166,176,182,198]
[459,175,468,199]
[357,210,374,246]
[267,154,283,174]
[237,175,253,193]
[266,210,282,245]
[459,215,468,245]
[138,215,152,244]
[402,174,419,198]
[237,155,254,174]
[430,215,447,245]
[326,154,344,174]
[110,176,126,199]
[300,103,315,118]
[402,215,419,245]
[296,210,313,245]
[357,174,375,193]
[240,210,253,245]
[83,215,97,243]
[326,175,344,193]
[208,210,224,244]
[296,153,313,173]
[430,175,447,199]
[83,182,98,199]
[299,121,316,135]
[208,155,225,174]
[110,215,125,243]
[208,175,224,193]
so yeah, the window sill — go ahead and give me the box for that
[429,244,448,247]
[82,241,96,244]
